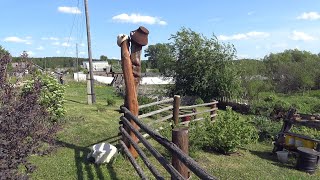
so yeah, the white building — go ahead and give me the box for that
[82,61,111,72]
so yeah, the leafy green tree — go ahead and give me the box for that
[263,49,320,92]
[144,43,175,74]
[0,45,9,55]
[100,55,108,61]
[168,28,241,100]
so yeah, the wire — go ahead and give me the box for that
[62,0,80,57]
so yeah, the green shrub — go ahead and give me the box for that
[22,73,65,121]
[195,97,204,105]
[189,107,258,154]
[106,98,116,106]
[211,107,258,153]
[252,116,282,141]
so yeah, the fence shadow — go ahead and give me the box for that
[56,140,119,180]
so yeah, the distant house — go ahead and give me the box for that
[82,61,111,72]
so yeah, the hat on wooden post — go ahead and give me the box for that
[130,26,149,46]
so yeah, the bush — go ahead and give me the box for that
[189,107,258,154]
[211,107,258,153]
[22,73,65,121]
[252,116,282,141]
[107,98,116,106]
[194,97,204,105]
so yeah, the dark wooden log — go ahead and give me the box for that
[121,116,185,180]
[120,127,165,180]
[120,39,139,158]
[121,107,217,180]
[120,140,147,180]
[173,95,181,125]
[172,127,189,179]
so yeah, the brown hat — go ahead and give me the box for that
[130,26,149,46]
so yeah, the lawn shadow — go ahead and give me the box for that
[56,140,120,180]
[65,99,86,105]
[249,149,297,170]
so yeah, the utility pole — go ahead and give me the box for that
[76,43,79,82]
[84,0,96,104]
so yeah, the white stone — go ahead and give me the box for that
[87,143,117,164]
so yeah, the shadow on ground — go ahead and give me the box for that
[249,150,297,170]
[56,135,120,180]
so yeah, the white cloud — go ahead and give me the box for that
[42,37,59,41]
[26,51,34,56]
[36,46,44,50]
[112,13,167,25]
[297,12,320,20]
[56,50,61,54]
[3,36,31,44]
[237,54,249,59]
[58,6,81,14]
[52,42,60,46]
[289,31,316,41]
[79,43,85,47]
[79,51,86,55]
[218,31,270,41]
[61,42,71,47]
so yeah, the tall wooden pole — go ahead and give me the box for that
[120,39,139,158]
[84,0,96,104]
[173,95,181,125]
[172,127,189,179]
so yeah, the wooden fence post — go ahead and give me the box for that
[120,38,139,158]
[211,100,217,121]
[172,127,189,179]
[173,95,181,125]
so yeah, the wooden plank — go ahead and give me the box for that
[139,98,174,109]
[179,108,218,118]
[147,114,173,126]
[138,105,173,119]
[120,127,164,180]
[179,101,218,110]
[120,140,147,180]
[180,114,217,126]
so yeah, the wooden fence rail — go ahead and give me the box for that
[121,106,217,180]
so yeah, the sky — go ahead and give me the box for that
[1,0,320,60]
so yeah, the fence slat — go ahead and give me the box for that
[139,98,174,109]
[179,101,218,110]
[120,140,147,180]
[147,114,173,126]
[179,108,218,118]
[120,127,165,180]
[120,116,185,180]
[180,114,217,126]
[138,106,173,119]
[121,107,217,180]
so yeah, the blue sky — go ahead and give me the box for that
[1,0,320,59]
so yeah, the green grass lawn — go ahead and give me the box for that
[28,82,320,179]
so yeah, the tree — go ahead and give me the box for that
[0,45,9,55]
[100,55,108,61]
[144,43,175,74]
[263,49,320,92]
[169,28,241,100]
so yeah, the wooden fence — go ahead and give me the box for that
[119,95,218,179]
[138,95,218,126]
[120,106,217,180]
